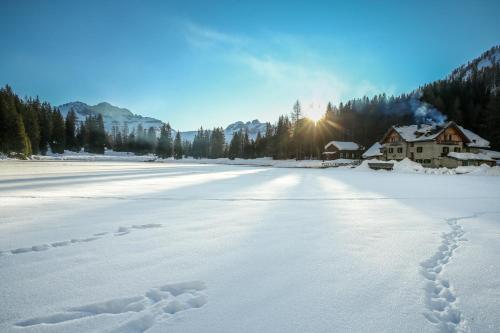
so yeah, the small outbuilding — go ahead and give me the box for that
[362,142,383,160]
[479,149,500,165]
[323,141,364,160]
[446,152,496,167]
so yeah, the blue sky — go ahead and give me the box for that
[1,0,499,130]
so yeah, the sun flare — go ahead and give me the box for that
[303,103,324,122]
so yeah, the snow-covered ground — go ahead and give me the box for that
[23,150,500,175]
[1,161,499,333]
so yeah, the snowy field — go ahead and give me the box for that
[1,161,500,333]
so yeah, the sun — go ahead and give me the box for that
[303,103,324,122]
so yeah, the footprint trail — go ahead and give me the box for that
[16,280,207,332]
[0,223,163,257]
[420,214,481,333]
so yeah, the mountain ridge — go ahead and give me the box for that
[57,101,164,133]
[58,101,269,142]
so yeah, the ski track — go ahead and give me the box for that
[0,223,163,257]
[421,213,485,333]
[15,280,207,332]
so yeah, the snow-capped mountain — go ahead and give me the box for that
[449,45,500,81]
[224,119,268,142]
[57,101,267,143]
[57,101,164,133]
[179,119,268,143]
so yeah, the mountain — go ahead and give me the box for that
[224,119,268,141]
[57,101,268,143]
[418,45,500,149]
[180,119,268,143]
[449,45,500,84]
[57,101,164,133]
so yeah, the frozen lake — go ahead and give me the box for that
[0,161,499,333]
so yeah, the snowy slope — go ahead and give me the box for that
[449,45,500,81]
[1,162,500,333]
[57,101,164,133]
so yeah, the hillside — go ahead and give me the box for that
[57,101,164,133]
[449,46,500,83]
[419,45,500,149]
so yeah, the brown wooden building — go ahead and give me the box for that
[323,141,364,160]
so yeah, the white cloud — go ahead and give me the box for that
[178,20,390,115]
[179,20,247,48]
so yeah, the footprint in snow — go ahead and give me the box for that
[1,223,163,257]
[420,215,476,333]
[16,280,207,332]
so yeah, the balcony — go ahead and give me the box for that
[437,140,461,145]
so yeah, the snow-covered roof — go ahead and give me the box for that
[362,142,382,158]
[392,122,451,142]
[386,122,489,148]
[458,126,490,148]
[447,152,493,161]
[479,149,500,159]
[324,141,361,151]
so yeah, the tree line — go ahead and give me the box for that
[0,85,107,157]
[2,51,499,160]
[0,85,181,158]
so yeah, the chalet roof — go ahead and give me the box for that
[448,152,494,161]
[392,122,452,142]
[362,142,382,158]
[383,121,490,148]
[324,141,361,151]
[458,126,490,148]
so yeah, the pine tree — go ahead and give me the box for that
[65,109,78,151]
[0,86,17,153]
[95,114,106,154]
[209,127,225,158]
[147,126,156,152]
[50,109,65,154]
[182,140,192,157]
[156,123,173,158]
[12,113,32,157]
[23,99,40,155]
[173,131,183,159]
[291,100,302,124]
[228,131,241,159]
[38,103,53,154]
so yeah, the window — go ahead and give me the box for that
[416,159,423,163]
[388,148,394,153]
[442,147,449,154]
[454,147,460,152]
[397,148,403,153]
[417,147,423,153]
[462,161,468,166]
[424,159,431,164]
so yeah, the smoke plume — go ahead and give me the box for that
[409,93,447,125]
